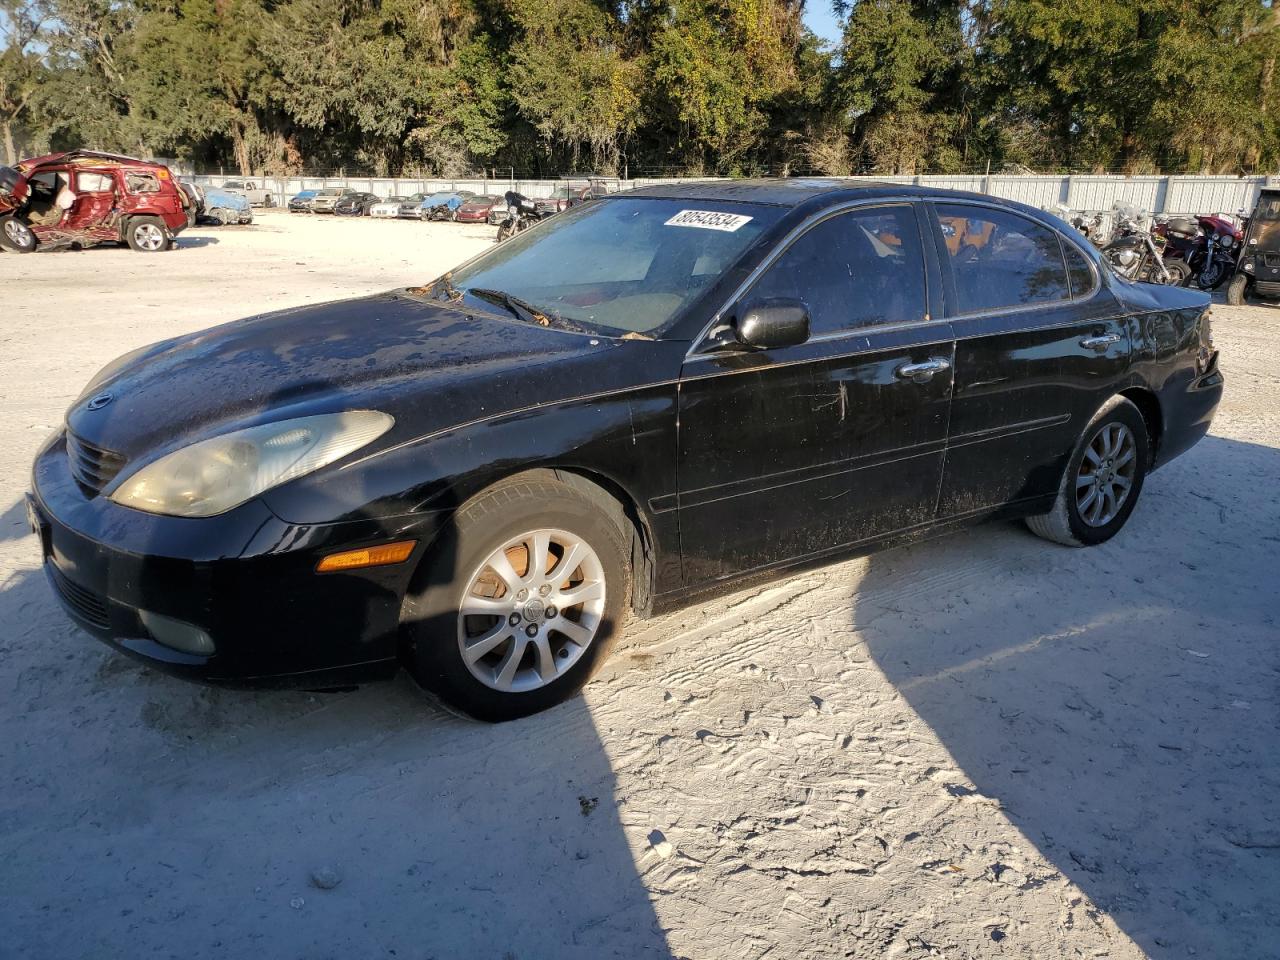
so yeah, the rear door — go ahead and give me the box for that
[677,202,955,585]
[928,201,1130,517]
[68,169,119,239]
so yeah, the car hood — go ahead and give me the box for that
[65,292,676,466]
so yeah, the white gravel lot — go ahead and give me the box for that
[1,210,1277,960]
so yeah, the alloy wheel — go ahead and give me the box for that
[457,528,606,693]
[4,219,32,244]
[1075,422,1137,526]
[134,223,165,251]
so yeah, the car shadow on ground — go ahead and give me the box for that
[853,434,1280,958]
[0,521,673,957]
[174,236,221,249]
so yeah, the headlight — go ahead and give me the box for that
[110,411,393,517]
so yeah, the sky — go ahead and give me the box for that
[803,3,845,46]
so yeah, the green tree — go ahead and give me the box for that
[0,0,49,163]
[834,0,970,173]
[129,0,271,173]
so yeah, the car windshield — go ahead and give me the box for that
[1256,195,1280,221]
[435,197,782,337]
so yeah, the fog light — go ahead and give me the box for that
[138,609,216,656]
[1244,261,1254,273]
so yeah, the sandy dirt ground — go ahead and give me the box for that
[1,210,1277,960]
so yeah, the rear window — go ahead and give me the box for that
[1063,242,1096,299]
[444,197,783,336]
[77,172,114,192]
[125,172,160,194]
[935,204,1070,313]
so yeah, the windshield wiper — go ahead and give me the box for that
[468,287,555,327]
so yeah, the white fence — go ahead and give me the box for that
[190,172,1280,216]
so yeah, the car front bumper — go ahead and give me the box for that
[30,433,447,687]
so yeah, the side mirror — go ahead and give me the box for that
[736,298,811,350]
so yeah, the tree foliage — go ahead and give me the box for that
[1,0,1276,174]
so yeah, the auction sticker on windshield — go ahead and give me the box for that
[664,210,754,232]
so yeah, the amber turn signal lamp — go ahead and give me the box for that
[317,540,416,573]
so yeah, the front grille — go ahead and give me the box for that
[66,431,126,498]
[1255,280,1280,297]
[47,562,110,630]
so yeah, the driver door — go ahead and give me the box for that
[676,203,955,586]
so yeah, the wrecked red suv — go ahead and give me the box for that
[0,150,188,254]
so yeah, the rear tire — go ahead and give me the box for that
[1226,273,1249,306]
[125,216,171,252]
[403,473,631,722]
[1026,396,1149,547]
[0,216,37,253]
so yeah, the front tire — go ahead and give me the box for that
[0,216,37,253]
[1026,396,1149,547]
[403,473,631,722]
[1226,273,1249,306]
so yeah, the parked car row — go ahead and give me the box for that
[289,187,508,223]
[285,179,625,236]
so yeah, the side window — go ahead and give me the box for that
[125,172,160,194]
[77,172,114,193]
[750,205,926,336]
[1063,242,1096,299]
[935,204,1070,313]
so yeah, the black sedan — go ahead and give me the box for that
[334,191,382,216]
[29,179,1222,721]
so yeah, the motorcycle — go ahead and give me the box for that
[1101,204,1188,285]
[1156,213,1242,290]
[496,190,541,242]
[1049,204,1107,247]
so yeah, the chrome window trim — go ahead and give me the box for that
[680,332,957,381]
[685,196,939,360]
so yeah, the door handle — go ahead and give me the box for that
[895,358,951,382]
[1080,334,1121,351]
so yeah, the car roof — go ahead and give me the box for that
[617,176,1081,233]
[620,176,1013,208]
[17,150,164,173]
